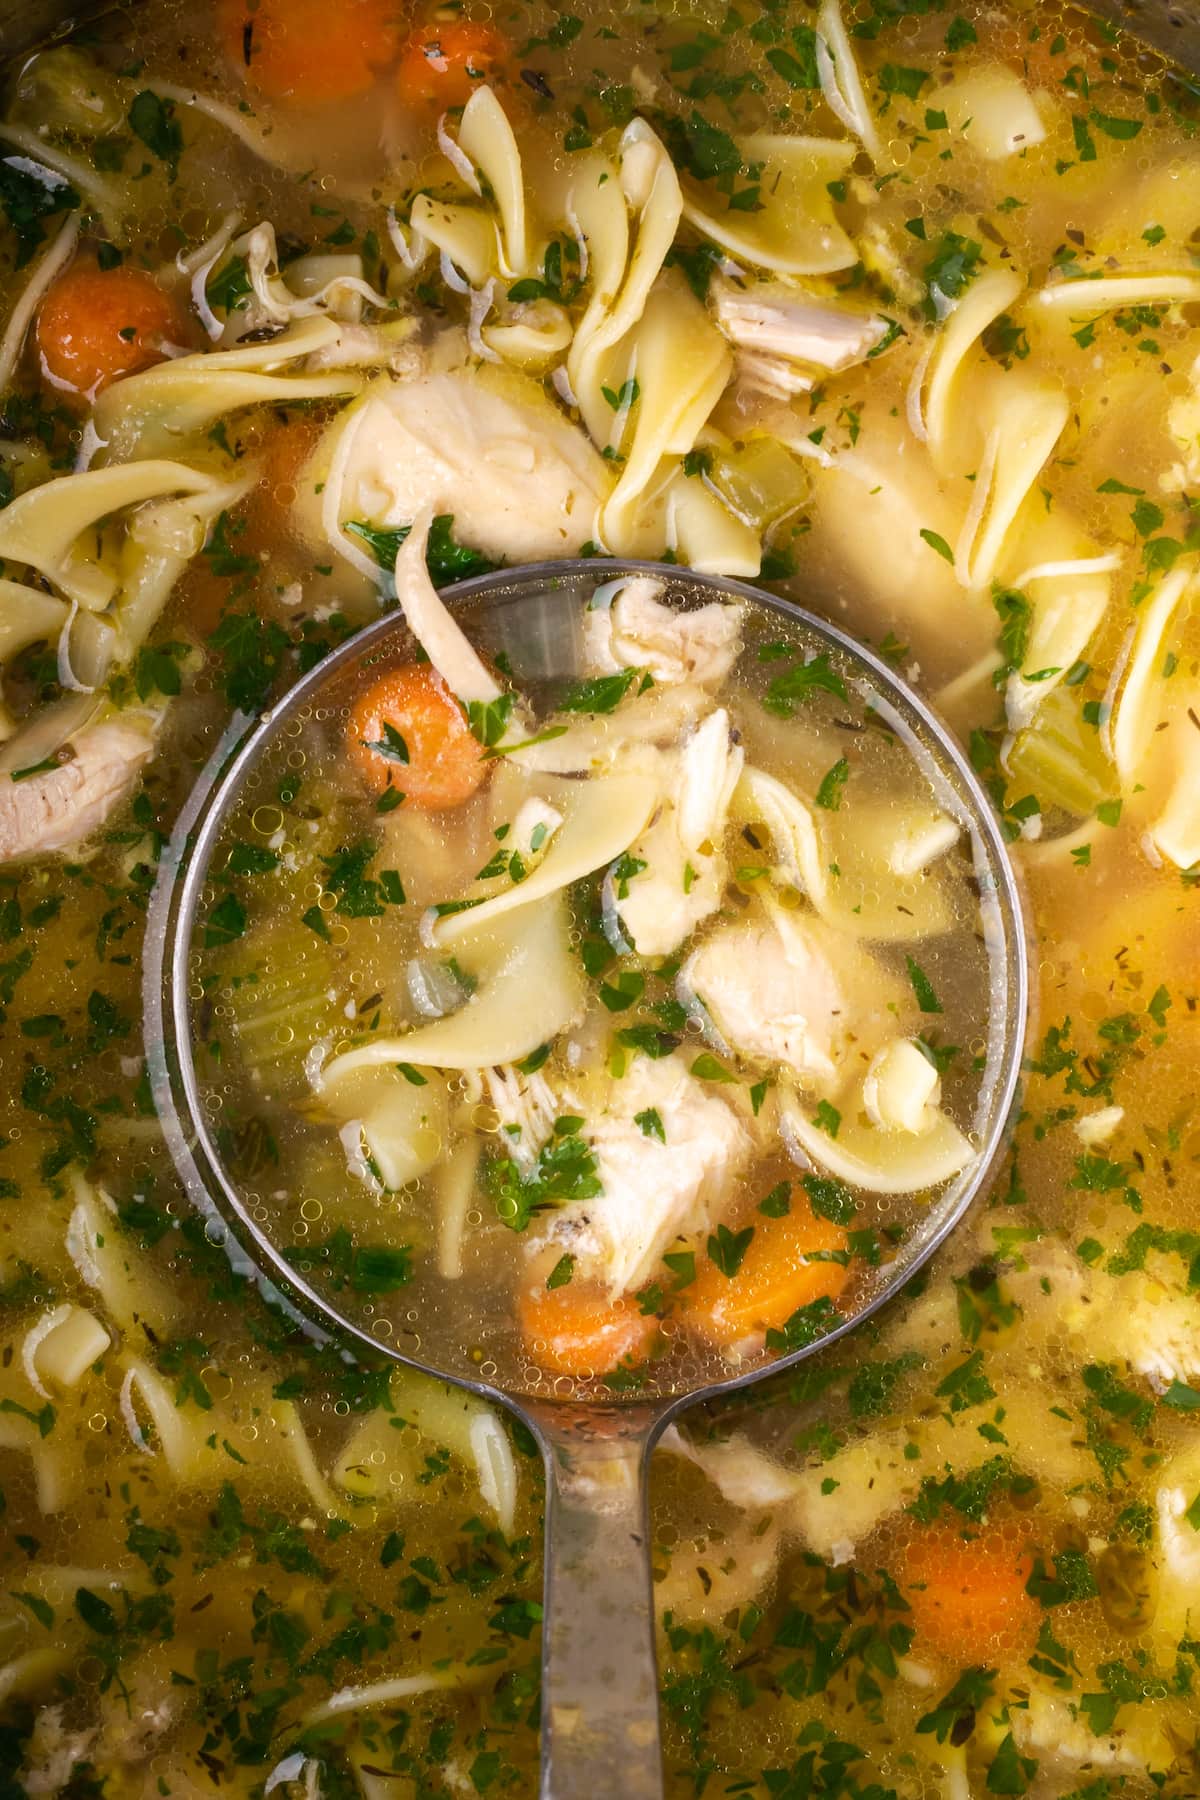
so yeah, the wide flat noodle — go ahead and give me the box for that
[435,772,659,945]
[781,1086,975,1193]
[681,134,857,275]
[735,765,954,939]
[954,375,1068,589]
[0,460,220,609]
[452,86,533,278]
[410,196,498,287]
[664,469,762,577]
[921,267,1022,469]
[816,0,880,158]
[318,894,584,1078]
[115,476,253,660]
[1112,561,1196,789]
[1001,515,1115,730]
[0,580,70,663]
[599,272,732,554]
[567,123,683,446]
[91,314,356,458]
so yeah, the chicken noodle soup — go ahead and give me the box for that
[0,0,1198,1790]
[187,566,1000,1397]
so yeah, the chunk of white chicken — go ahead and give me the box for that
[679,906,845,1084]
[581,577,744,688]
[1011,1683,1179,1777]
[615,708,743,957]
[733,350,819,402]
[0,714,154,863]
[714,273,889,401]
[655,1515,783,1630]
[534,1051,753,1295]
[1074,1104,1124,1147]
[484,1062,559,1177]
[1156,1446,1200,1642]
[315,365,610,568]
[660,1424,803,1509]
[21,1711,99,1796]
[712,276,890,371]
[664,1385,1092,1566]
[1108,1273,1200,1391]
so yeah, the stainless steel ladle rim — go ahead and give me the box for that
[143,555,1030,1427]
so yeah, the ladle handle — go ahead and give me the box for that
[532,1409,663,1800]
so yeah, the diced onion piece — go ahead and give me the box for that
[1074,1105,1123,1147]
[888,812,960,878]
[25,1305,110,1393]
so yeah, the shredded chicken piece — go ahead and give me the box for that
[323,368,609,565]
[659,1425,802,1509]
[1012,1683,1177,1775]
[484,1063,559,1177]
[536,1052,753,1294]
[712,276,888,372]
[616,708,743,957]
[582,577,744,687]
[680,908,845,1083]
[0,715,154,863]
[733,348,817,401]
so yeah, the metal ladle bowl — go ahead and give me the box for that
[143,560,1028,1800]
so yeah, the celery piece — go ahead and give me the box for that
[1006,685,1115,818]
[709,437,810,531]
[224,926,346,1091]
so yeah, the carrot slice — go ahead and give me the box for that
[216,0,401,105]
[35,260,183,399]
[895,1519,1038,1663]
[520,1278,657,1380]
[347,664,488,811]
[237,416,322,559]
[395,21,509,110]
[688,1191,851,1348]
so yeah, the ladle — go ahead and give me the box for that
[143,559,1027,1800]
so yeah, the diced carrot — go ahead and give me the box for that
[395,20,508,110]
[894,1519,1039,1663]
[520,1278,657,1380]
[216,0,401,105]
[347,664,488,811]
[1019,14,1112,90]
[35,260,184,399]
[238,415,322,559]
[688,1191,851,1348]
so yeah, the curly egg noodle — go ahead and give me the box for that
[0,0,1195,1794]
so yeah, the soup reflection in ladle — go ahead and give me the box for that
[144,560,1028,1800]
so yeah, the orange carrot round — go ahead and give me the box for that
[35,260,183,399]
[347,664,488,811]
[895,1520,1038,1663]
[395,20,508,110]
[520,1279,656,1380]
[688,1192,851,1348]
[238,415,322,558]
[216,0,401,105]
